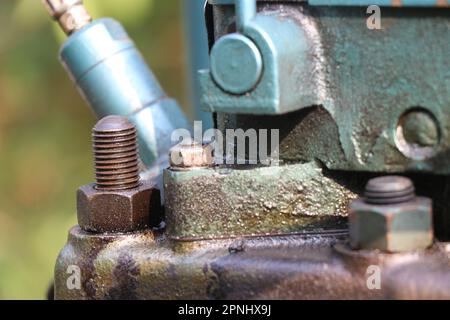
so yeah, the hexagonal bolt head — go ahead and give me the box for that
[169,143,214,169]
[77,180,161,233]
[349,177,434,253]
[42,0,91,35]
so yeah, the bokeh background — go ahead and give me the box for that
[0,0,192,299]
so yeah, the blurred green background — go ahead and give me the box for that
[0,0,190,299]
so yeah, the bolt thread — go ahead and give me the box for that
[93,116,140,191]
[364,176,415,205]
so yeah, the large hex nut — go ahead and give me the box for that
[77,180,160,233]
[349,197,433,253]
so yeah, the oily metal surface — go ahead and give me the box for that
[54,227,450,300]
[164,162,357,240]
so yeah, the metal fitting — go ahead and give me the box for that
[396,108,440,161]
[59,18,192,173]
[77,116,160,233]
[208,0,262,95]
[169,143,214,170]
[349,176,434,253]
[42,0,91,35]
[210,34,263,95]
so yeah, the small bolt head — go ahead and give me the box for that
[94,115,134,132]
[169,143,214,169]
[366,176,413,194]
[364,176,415,205]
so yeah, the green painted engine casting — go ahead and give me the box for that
[164,162,356,240]
[207,4,450,173]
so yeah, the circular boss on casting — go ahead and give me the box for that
[210,33,263,95]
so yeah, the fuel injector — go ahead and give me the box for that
[42,0,192,179]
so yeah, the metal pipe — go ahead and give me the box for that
[42,0,192,179]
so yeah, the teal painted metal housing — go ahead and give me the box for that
[235,0,257,31]
[209,0,263,95]
[184,0,213,130]
[211,4,450,174]
[60,18,191,172]
[199,2,309,115]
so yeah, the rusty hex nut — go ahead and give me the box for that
[349,197,433,253]
[169,143,214,169]
[77,180,160,233]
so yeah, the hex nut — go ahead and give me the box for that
[77,179,161,233]
[349,197,433,253]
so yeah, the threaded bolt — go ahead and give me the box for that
[364,176,415,205]
[92,116,140,191]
